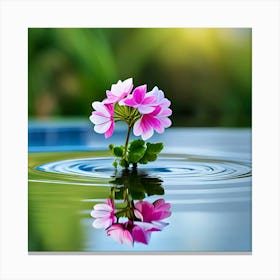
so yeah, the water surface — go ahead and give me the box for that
[28,126,251,252]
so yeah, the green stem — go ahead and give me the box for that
[123,124,132,161]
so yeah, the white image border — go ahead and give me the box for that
[0,0,279,279]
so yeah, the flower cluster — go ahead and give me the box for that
[89,78,172,141]
[91,198,171,246]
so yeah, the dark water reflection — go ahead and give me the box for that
[28,127,251,252]
[89,169,170,246]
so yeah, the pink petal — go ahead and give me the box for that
[151,211,171,221]
[111,78,133,98]
[134,201,143,212]
[91,210,110,218]
[159,108,172,117]
[104,91,117,104]
[122,78,133,93]
[139,117,150,133]
[133,85,146,103]
[107,224,133,246]
[105,122,114,138]
[160,99,171,107]
[133,119,143,136]
[89,113,109,125]
[107,225,122,241]
[122,230,134,246]
[142,126,154,140]
[150,106,161,116]
[94,121,111,134]
[153,199,169,209]
[134,221,160,232]
[157,203,171,212]
[142,96,156,105]
[93,203,113,212]
[159,117,172,128]
[137,105,155,114]
[92,216,112,229]
[145,116,162,130]
[124,97,137,107]
[151,220,169,230]
[147,87,171,107]
[145,86,158,98]
[132,225,150,245]
[104,103,114,115]
[92,102,110,117]
[154,125,164,134]
[111,81,122,95]
[155,88,164,100]
[103,98,116,104]
[135,201,154,222]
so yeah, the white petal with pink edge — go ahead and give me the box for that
[89,114,109,125]
[92,101,110,117]
[137,105,155,114]
[142,126,154,140]
[104,122,114,138]
[133,119,143,136]
[93,203,112,211]
[91,210,110,218]
[92,216,111,229]
[94,121,111,134]
[159,117,172,128]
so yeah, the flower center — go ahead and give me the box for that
[114,103,141,126]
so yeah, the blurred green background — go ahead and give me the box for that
[28,28,251,127]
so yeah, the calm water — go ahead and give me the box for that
[28,122,252,252]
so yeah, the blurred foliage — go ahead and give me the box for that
[28,28,251,126]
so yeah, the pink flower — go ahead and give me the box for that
[100,199,171,246]
[134,199,171,229]
[106,223,134,246]
[91,198,117,229]
[131,85,172,140]
[103,78,133,104]
[89,101,114,138]
[133,106,161,140]
[133,105,172,140]
[122,85,156,114]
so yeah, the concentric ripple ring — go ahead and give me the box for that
[35,155,251,185]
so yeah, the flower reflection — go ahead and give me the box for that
[90,169,171,246]
[107,222,134,246]
[134,199,171,230]
[90,198,116,229]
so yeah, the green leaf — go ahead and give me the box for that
[139,142,164,164]
[144,183,164,196]
[127,139,146,163]
[109,144,114,151]
[146,142,164,153]
[128,147,146,163]
[114,186,124,200]
[113,146,124,157]
[128,186,145,200]
[129,139,145,152]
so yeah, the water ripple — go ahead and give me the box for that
[36,155,251,185]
